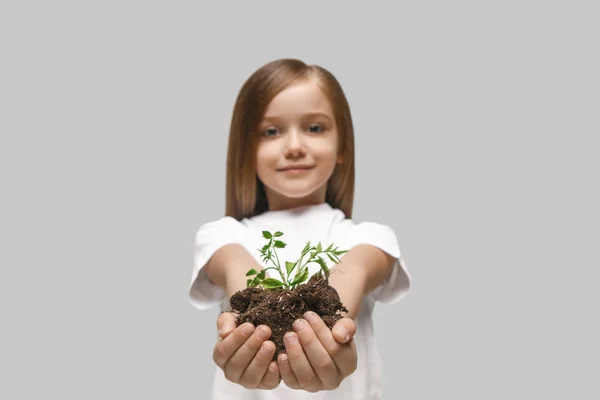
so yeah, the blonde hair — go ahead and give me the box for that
[225,58,355,220]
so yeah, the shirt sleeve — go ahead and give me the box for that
[346,221,411,305]
[188,216,246,310]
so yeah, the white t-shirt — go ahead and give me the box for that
[189,202,411,400]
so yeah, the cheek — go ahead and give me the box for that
[256,141,279,158]
[255,144,277,175]
[314,141,339,163]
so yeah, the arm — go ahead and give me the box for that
[328,244,396,319]
[205,244,281,390]
[277,244,395,391]
[205,243,263,298]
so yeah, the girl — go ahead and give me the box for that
[189,58,411,399]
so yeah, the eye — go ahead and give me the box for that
[308,124,325,133]
[263,127,280,137]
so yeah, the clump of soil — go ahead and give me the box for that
[227,273,348,360]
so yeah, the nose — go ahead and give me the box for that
[284,129,307,158]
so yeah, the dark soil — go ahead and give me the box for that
[227,273,348,361]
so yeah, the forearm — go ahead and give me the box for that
[205,243,263,298]
[328,244,396,319]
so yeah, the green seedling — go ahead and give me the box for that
[245,230,348,290]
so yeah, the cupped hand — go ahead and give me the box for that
[213,312,281,390]
[277,312,358,392]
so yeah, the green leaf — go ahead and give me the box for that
[329,253,342,264]
[293,265,307,280]
[262,230,272,239]
[260,278,284,289]
[257,270,266,280]
[315,256,329,273]
[285,261,296,276]
[246,279,252,286]
[274,231,284,237]
[261,244,270,253]
[302,241,311,253]
[325,243,333,252]
[274,240,286,248]
[316,241,322,253]
[290,267,309,286]
[245,269,258,276]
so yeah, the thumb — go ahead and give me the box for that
[332,317,356,344]
[217,312,238,339]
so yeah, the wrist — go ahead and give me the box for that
[206,243,262,298]
[328,266,367,319]
[225,263,256,298]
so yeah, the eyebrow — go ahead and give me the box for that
[261,112,334,123]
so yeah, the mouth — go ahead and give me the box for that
[278,166,314,172]
[278,166,314,173]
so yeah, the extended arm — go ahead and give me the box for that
[277,244,395,391]
[205,243,263,298]
[205,244,281,389]
[328,244,396,319]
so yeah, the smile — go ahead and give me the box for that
[279,166,314,174]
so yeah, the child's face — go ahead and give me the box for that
[256,79,340,211]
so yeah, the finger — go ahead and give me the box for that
[305,312,357,378]
[258,360,281,390]
[295,315,340,389]
[239,340,276,389]
[217,312,238,339]
[284,330,322,392]
[331,317,356,344]
[277,352,301,390]
[213,322,254,370]
[224,324,271,383]
[334,338,357,378]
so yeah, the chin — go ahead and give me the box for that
[268,183,325,199]
[275,189,320,199]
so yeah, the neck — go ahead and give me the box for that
[265,188,327,211]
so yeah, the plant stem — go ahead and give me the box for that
[299,251,315,273]
[296,252,307,277]
[272,245,289,289]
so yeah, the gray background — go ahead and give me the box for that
[1,1,598,399]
